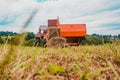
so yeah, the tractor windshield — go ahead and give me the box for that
[39,25,47,34]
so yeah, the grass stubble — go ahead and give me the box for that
[0,43,120,80]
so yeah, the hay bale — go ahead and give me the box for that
[47,37,67,47]
[48,27,60,39]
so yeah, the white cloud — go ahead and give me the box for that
[0,0,120,35]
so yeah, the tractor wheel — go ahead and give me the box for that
[47,37,67,48]
[34,37,40,47]
[40,38,47,47]
[34,41,40,47]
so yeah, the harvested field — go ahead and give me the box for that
[0,44,120,80]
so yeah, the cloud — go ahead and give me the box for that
[0,0,120,35]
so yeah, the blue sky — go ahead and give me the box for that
[0,0,120,35]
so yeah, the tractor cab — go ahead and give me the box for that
[34,26,48,47]
[39,25,47,34]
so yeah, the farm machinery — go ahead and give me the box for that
[35,17,87,47]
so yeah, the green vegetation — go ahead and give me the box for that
[0,31,120,46]
[0,43,120,80]
[0,31,17,36]
[85,35,112,45]
[0,37,4,44]
[0,32,35,46]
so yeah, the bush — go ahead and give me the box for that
[0,37,4,44]
[11,32,35,46]
[85,35,103,45]
[25,32,35,41]
[12,33,27,45]
[104,38,112,44]
[24,39,35,46]
[85,35,112,45]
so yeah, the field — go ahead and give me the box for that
[0,43,120,80]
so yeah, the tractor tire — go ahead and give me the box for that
[34,41,40,47]
[40,38,47,47]
[34,37,40,47]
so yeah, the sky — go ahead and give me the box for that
[0,0,120,35]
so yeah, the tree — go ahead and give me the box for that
[0,31,17,36]
[85,35,103,45]
[85,34,112,45]
[25,32,35,41]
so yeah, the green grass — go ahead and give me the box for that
[0,44,120,80]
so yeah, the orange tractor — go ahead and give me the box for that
[35,17,87,47]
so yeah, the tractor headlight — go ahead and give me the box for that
[41,30,43,33]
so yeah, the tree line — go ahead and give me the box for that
[0,31,120,46]
[0,31,35,46]
[0,31,17,36]
[85,34,120,45]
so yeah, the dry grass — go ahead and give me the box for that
[48,27,60,39]
[0,43,120,80]
[47,37,67,48]
[0,9,38,80]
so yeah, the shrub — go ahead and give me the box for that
[0,36,4,44]
[85,35,103,45]
[24,39,35,46]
